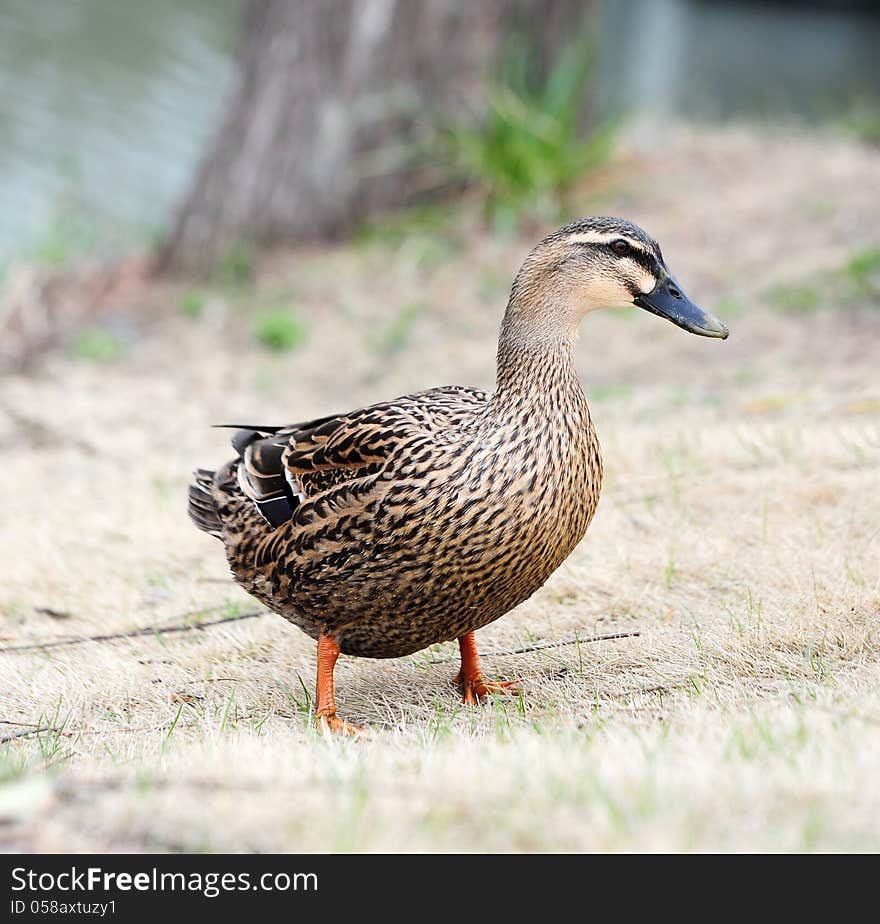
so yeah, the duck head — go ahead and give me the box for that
[506,216,729,340]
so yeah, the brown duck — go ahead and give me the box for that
[189,217,728,732]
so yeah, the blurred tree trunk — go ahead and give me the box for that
[158,0,591,273]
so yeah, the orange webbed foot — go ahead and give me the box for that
[453,670,523,705]
[454,631,523,706]
[313,634,368,735]
[317,712,367,736]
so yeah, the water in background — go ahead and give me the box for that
[1,0,878,268]
[601,0,880,121]
[0,0,242,267]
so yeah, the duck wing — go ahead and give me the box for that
[229,385,489,529]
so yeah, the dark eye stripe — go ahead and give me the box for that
[615,243,656,274]
[573,237,660,276]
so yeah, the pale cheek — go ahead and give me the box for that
[634,269,656,294]
[580,276,634,311]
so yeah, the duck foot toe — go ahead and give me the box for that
[317,712,367,736]
[453,671,523,705]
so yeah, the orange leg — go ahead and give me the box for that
[453,631,522,705]
[315,634,363,735]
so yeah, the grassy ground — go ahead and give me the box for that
[1,123,879,852]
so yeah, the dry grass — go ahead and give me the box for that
[1,123,879,852]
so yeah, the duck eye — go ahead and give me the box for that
[611,239,630,255]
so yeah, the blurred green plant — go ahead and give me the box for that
[179,289,207,319]
[211,241,257,290]
[252,309,307,352]
[842,102,880,147]
[766,245,880,314]
[69,326,125,362]
[844,247,880,296]
[768,282,823,314]
[441,34,614,231]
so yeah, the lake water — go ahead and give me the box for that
[0,0,242,267]
[601,0,880,121]
[1,0,877,269]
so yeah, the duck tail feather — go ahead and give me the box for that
[188,469,223,537]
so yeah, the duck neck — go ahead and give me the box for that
[494,306,584,407]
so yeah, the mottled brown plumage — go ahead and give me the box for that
[189,217,728,731]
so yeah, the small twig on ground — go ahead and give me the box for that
[2,603,636,666]
[0,724,57,743]
[426,630,640,664]
[34,606,73,620]
[0,610,266,655]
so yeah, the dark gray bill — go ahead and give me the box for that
[633,276,729,339]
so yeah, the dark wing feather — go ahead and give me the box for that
[282,385,489,476]
[224,385,489,529]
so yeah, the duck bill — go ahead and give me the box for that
[634,277,728,339]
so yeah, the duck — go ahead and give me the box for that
[189,217,728,733]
